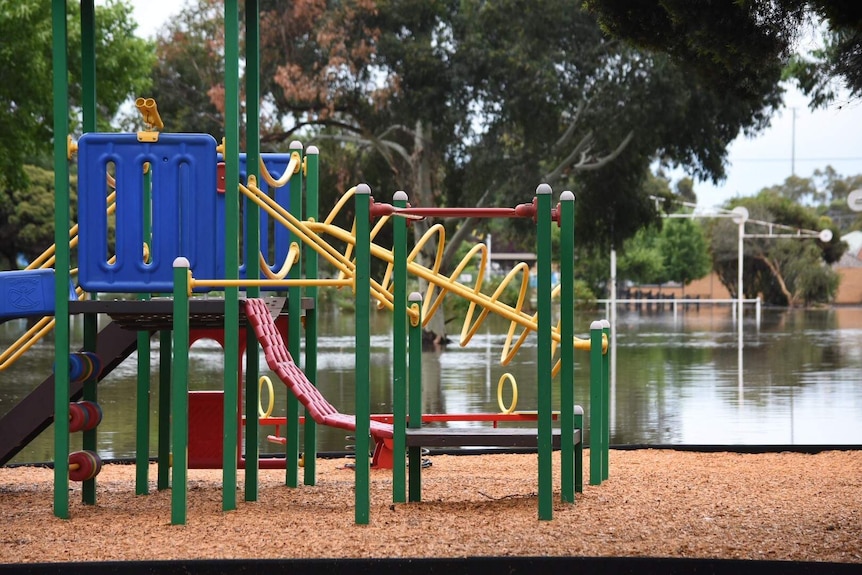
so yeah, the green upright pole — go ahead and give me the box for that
[354,184,372,524]
[80,0,99,506]
[574,405,584,493]
[157,330,171,491]
[535,184,553,520]
[135,166,153,496]
[601,318,610,480]
[407,292,423,502]
[51,0,71,520]
[171,259,191,525]
[304,146,320,485]
[80,0,96,131]
[244,0,261,502]
[589,320,604,486]
[559,190,575,503]
[392,191,408,503]
[222,0,241,511]
[286,140,304,488]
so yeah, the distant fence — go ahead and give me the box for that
[597,292,762,326]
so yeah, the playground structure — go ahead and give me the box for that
[0,1,609,526]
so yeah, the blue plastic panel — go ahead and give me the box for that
[0,270,75,319]
[77,133,218,293]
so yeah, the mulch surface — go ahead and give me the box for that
[0,449,860,566]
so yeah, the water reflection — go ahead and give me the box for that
[2,305,862,464]
[609,306,862,445]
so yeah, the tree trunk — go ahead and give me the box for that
[755,255,797,307]
[410,119,450,348]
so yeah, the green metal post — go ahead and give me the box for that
[244,0,261,502]
[304,146,320,485]
[81,1,98,504]
[157,330,171,491]
[407,292,423,502]
[135,164,153,496]
[51,0,71,520]
[171,259,191,525]
[80,1,96,133]
[286,140,304,487]
[589,320,604,486]
[601,318,610,480]
[574,406,584,493]
[354,184,372,524]
[535,184,553,520]
[83,319,100,504]
[559,190,575,503]
[222,0,241,512]
[392,191,409,503]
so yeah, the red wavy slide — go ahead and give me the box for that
[243,298,394,464]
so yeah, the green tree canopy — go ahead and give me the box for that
[618,217,712,290]
[0,1,155,268]
[660,218,712,290]
[584,0,862,109]
[0,166,75,269]
[140,0,224,136]
[618,226,665,285]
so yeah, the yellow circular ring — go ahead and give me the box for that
[258,375,275,418]
[497,373,518,414]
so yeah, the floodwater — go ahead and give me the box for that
[1,305,861,465]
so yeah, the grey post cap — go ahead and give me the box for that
[173,257,190,268]
[356,183,372,195]
[590,320,604,330]
[536,183,552,195]
[600,319,610,329]
[393,190,408,201]
[560,190,575,201]
[289,140,303,150]
[408,292,423,302]
[305,145,319,155]
[573,405,584,415]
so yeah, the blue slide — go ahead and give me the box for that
[0,269,77,321]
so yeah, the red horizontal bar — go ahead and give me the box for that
[395,205,535,219]
[256,412,558,427]
[368,199,537,220]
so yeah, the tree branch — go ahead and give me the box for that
[552,99,588,152]
[572,130,635,172]
[260,119,363,144]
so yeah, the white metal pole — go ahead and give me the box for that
[731,206,748,352]
[738,220,744,350]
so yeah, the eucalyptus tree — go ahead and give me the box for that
[140,0,225,136]
[257,0,786,258]
[708,191,843,306]
[147,0,807,332]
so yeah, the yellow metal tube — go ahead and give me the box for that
[135,97,164,129]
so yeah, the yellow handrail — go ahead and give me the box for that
[259,242,301,280]
[258,153,300,189]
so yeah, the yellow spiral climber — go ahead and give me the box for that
[234,183,606,376]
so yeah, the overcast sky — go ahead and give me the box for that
[129,1,862,209]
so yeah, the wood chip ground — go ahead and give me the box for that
[0,450,860,564]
